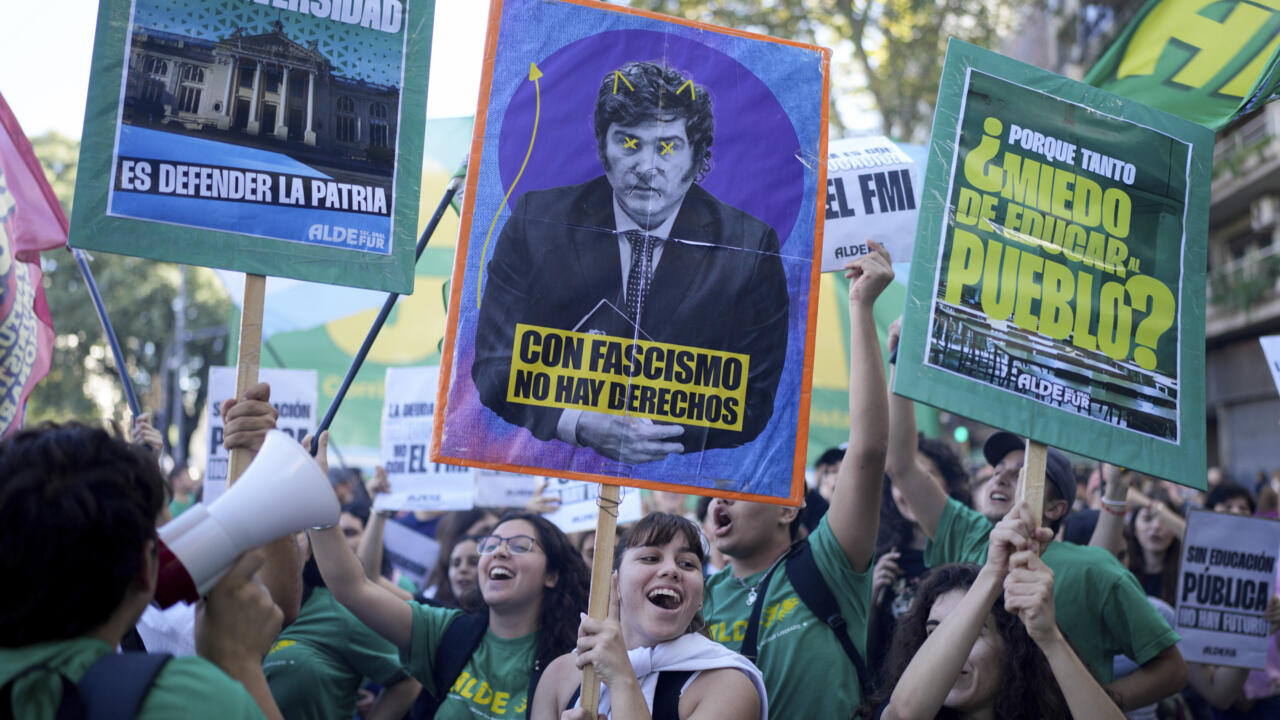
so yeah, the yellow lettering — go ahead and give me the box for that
[980,240,1018,322]
[1072,175,1103,227]
[1012,252,1045,332]
[493,692,510,714]
[460,677,477,700]
[1001,153,1041,205]
[1083,231,1107,269]
[944,229,984,305]
[1096,281,1132,361]
[451,671,471,694]
[1039,260,1075,340]
[1073,272,1098,352]
[732,620,747,642]
[474,682,493,704]
[1104,238,1129,278]
[1050,170,1074,220]
[1102,188,1131,238]
[963,117,1005,193]
[1222,30,1280,97]
[1118,0,1274,91]
[956,187,983,227]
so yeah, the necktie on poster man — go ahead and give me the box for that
[432,0,831,507]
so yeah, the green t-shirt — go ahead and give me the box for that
[703,516,871,720]
[263,587,408,720]
[0,636,264,719]
[168,498,195,519]
[924,497,1181,682]
[403,602,538,720]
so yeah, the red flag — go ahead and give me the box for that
[0,92,65,437]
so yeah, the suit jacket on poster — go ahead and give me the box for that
[472,175,789,454]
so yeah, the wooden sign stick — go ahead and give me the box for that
[227,273,266,485]
[581,482,622,715]
[1017,438,1048,530]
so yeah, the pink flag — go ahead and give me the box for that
[0,92,65,437]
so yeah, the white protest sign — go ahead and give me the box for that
[377,366,474,511]
[1260,336,1280,395]
[1175,510,1280,668]
[474,469,540,508]
[542,479,643,534]
[205,366,317,504]
[382,519,440,589]
[821,136,919,272]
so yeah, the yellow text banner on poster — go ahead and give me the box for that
[507,324,748,432]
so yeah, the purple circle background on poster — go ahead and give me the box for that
[497,29,805,246]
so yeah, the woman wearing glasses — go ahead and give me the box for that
[531,513,767,720]
[306,433,589,720]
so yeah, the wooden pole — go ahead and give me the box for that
[227,273,266,485]
[580,483,621,715]
[1017,439,1048,529]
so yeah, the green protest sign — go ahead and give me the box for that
[68,0,434,293]
[896,40,1213,489]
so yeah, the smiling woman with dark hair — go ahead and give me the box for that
[532,513,766,720]
[306,433,590,720]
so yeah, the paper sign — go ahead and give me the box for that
[205,366,316,504]
[473,469,539,508]
[542,479,643,535]
[377,366,474,511]
[1260,336,1280,395]
[433,0,831,505]
[382,519,439,589]
[821,136,919,271]
[894,40,1212,489]
[68,0,435,293]
[1175,510,1280,669]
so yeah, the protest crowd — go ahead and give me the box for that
[5,0,1280,719]
[5,236,1280,720]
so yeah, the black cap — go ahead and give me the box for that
[982,431,1075,515]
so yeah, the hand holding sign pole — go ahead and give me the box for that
[581,482,622,715]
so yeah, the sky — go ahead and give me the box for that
[0,0,491,138]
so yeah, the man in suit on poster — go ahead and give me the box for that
[473,61,790,464]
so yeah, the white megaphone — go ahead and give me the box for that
[154,429,338,608]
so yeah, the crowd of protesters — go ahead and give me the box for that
[4,242,1280,720]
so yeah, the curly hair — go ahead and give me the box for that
[593,61,714,182]
[1205,480,1255,515]
[484,511,590,670]
[0,423,165,646]
[875,564,1070,719]
[613,512,706,634]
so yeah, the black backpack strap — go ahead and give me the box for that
[737,549,792,663]
[78,652,172,720]
[785,539,871,716]
[652,670,694,720]
[525,661,544,720]
[412,612,489,719]
[1,665,84,720]
[563,669,692,719]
